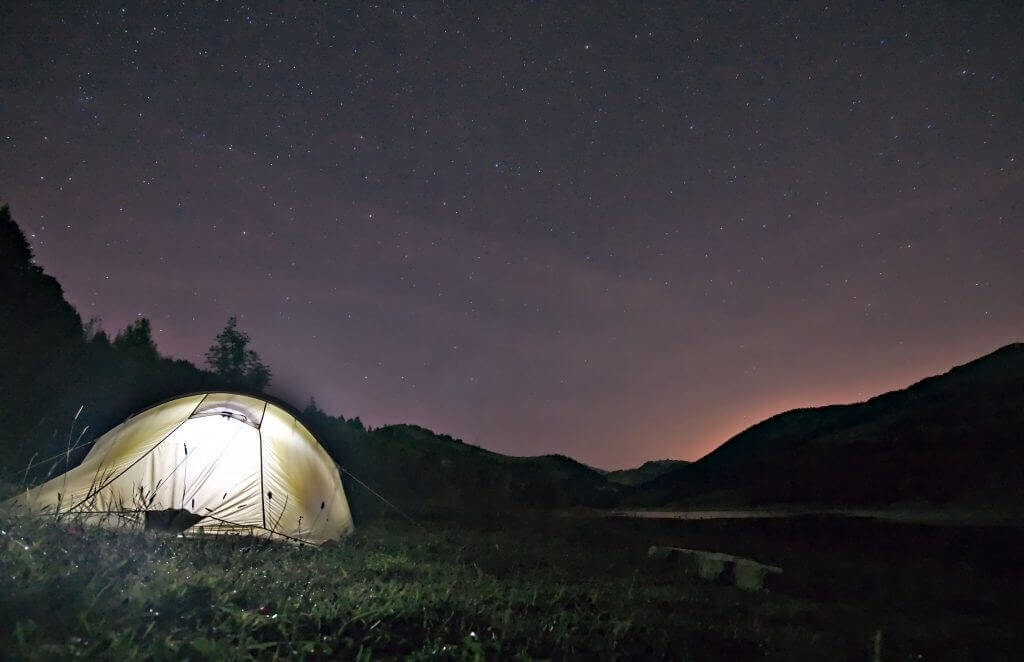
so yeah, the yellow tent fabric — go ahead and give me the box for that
[8,392,353,545]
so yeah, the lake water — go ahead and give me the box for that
[608,509,1024,526]
[609,510,799,521]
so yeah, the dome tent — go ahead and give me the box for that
[9,392,353,545]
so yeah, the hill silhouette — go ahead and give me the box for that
[303,415,620,520]
[604,459,690,486]
[629,343,1024,509]
[5,202,1023,517]
[0,204,620,517]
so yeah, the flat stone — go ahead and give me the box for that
[648,545,782,590]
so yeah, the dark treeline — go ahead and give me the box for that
[7,201,1022,518]
[302,407,620,521]
[0,204,269,472]
[1,204,619,519]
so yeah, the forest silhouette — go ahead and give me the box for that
[0,203,621,519]
[4,201,1023,520]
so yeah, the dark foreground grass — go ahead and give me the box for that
[1,510,1021,660]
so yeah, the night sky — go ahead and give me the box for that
[2,2,1022,469]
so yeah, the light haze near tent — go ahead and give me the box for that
[10,392,353,545]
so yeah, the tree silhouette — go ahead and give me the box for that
[205,316,272,391]
[1,203,87,464]
[113,318,158,362]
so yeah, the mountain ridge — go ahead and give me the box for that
[604,459,691,486]
[5,202,1023,517]
[629,342,1024,509]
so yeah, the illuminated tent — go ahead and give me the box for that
[9,392,353,545]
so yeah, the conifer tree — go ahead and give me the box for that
[205,316,272,391]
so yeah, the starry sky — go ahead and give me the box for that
[2,2,1022,469]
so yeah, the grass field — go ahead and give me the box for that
[1,510,1021,660]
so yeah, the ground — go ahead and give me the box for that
[1,511,1021,660]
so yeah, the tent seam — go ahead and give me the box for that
[258,400,269,529]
